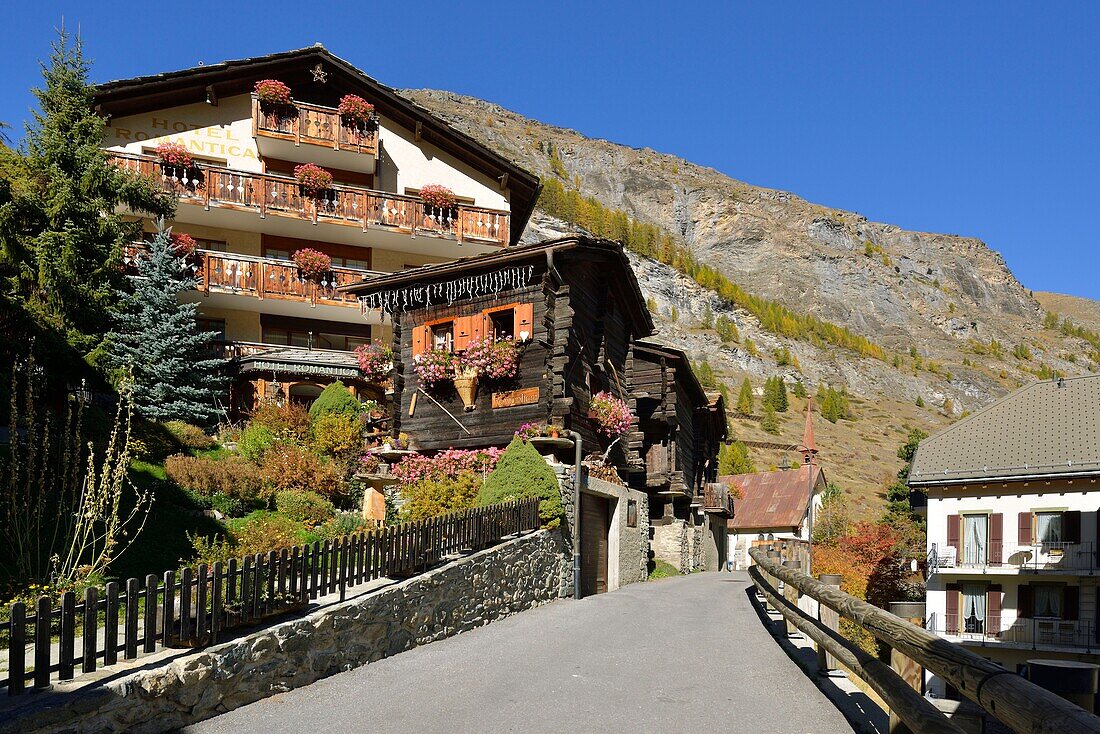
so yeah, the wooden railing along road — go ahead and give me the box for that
[126,243,379,308]
[2,499,539,695]
[748,546,1100,734]
[252,96,378,156]
[110,152,510,247]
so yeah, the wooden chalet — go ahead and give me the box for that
[342,236,654,461]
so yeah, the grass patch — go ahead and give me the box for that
[648,559,680,580]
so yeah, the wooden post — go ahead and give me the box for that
[764,550,782,611]
[817,574,843,673]
[9,601,26,693]
[888,601,927,733]
[782,560,801,636]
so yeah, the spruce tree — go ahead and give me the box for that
[701,303,713,329]
[736,378,754,415]
[3,31,174,387]
[109,232,224,425]
[761,404,780,435]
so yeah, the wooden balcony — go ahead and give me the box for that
[125,243,380,308]
[110,152,510,247]
[252,96,378,158]
[703,483,735,517]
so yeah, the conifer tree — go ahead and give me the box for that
[2,31,174,387]
[109,232,224,425]
[718,439,755,475]
[736,378,754,415]
[701,303,713,329]
[763,375,788,412]
[792,380,808,399]
[761,404,780,435]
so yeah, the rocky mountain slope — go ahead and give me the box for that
[399,89,1100,508]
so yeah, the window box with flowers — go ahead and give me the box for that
[154,141,203,188]
[254,79,293,107]
[293,163,334,200]
[338,94,376,131]
[291,248,331,281]
[169,233,198,259]
[412,348,456,388]
[589,391,632,437]
[419,183,458,222]
[355,343,395,384]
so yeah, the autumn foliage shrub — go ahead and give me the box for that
[250,402,311,441]
[228,512,309,555]
[401,472,481,521]
[259,445,346,502]
[165,454,264,501]
[275,489,336,527]
[163,421,215,450]
[310,413,362,457]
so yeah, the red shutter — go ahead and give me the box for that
[987,585,1002,635]
[946,583,960,634]
[989,513,1003,565]
[947,515,961,557]
[1018,512,1033,545]
[454,316,473,351]
[1064,510,1082,544]
[468,313,485,343]
[1064,586,1079,621]
[412,324,427,356]
[1018,584,1033,618]
[514,302,534,341]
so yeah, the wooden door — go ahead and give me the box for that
[580,493,610,596]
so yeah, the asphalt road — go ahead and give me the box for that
[184,572,857,734]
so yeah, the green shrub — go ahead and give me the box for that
[130,417,185,462]
[250,402,311,441]
[209,492,250,518]
[238,423,278,462]
[164,420,217,450]
[315,511,371,541]
[476,438,563,528]
[227,511,311,555]
[402,472,481,521]
[648,559,680,580]
[164,454,265,501]
[310,413,363,457]
[308,381,363,419]
[276,489,337,526]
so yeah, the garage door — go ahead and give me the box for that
[580,493,610,596]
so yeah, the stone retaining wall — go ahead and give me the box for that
[3,530,565,734]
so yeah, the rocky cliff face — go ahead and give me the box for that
[401,89,1097,413]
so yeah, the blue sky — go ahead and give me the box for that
[2,2,1097,299]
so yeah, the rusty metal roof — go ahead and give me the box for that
[909,374,1100,486]
[721,465,824,531]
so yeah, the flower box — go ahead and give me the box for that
[254,79,293,106]
[338,94,375,127]
[419,183,457,210]
[293,163,334,199]
[154,141,194,170]
[355,344,395,383]
[291,248,331,280]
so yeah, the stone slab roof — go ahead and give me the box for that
[909,374,1100,486]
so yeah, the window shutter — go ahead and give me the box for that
[1064,510,1082,544]
[1064,586,1079,621]
[989,513,1003,565]
[946,583,960,634]
[469,312,485,343]
[514,302,534,341]
[987,585,1002,634]
[947,515,961,556]
[412,324,427,356]
[1017,584,1033,618]
[1018,512,1033,545]
[454,316,473,351]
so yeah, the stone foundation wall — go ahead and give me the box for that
[652,519,691,573]
[3,530,565,734]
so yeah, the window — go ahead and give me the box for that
[962,583,986,633]
[1036,512,1063,544]
[263,328,310,348]
[197,318,226,341]
[1034,584,1064,619]
[489,309,515,340]
[431,322,454,352]
[962,514,988,565]
[265,248,292,261]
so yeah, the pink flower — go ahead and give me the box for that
[419,184,456,209]
[293,163,334,195]
[355,343,394,382]
[254,79,292,105]
[169,233,197,258]
[413,349,456,385]
[459,337,519,380]
[292,248,331,278]
[154,141,193,168]
[590,391,632,437]
[338,94,374,122]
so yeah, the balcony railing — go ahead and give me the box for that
[252,96,378,156]
[125,243,380,308]
[109,152,510,246]
[703,483,735,517]
[927,612,1097,652]
[928,541,1099,575]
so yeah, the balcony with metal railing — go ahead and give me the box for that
[109,152,510,249]
[125,243,381,309]
[927,541,1098,576]
[927,612,1097,653]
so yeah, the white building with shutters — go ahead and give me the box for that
[910,374,1100,698]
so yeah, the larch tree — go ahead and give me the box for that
[109,231,224,425]
[736,378,754,415]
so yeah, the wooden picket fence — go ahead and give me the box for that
[2,499,540,695]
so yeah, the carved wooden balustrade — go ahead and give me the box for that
[251,96,378,156]
[110,152,510,246]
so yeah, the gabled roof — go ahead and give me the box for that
[909,374,1100,486]
[342,235,655,336]
[633,340,728,437]
[721,465,824,531]
[92,45,540,244]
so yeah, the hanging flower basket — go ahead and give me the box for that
[412,349,455,387]
[589,391,632,437]
[453,370,479,412]
[154,141,194,170]
[338,94,375,127]
[419,184,456,210]
[291,248,331,280]
[254,79,293,106]
[293,163,334,199]
[355,343,395,383]
[169,233,198,258]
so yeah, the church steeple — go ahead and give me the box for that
[801,397,818,465]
